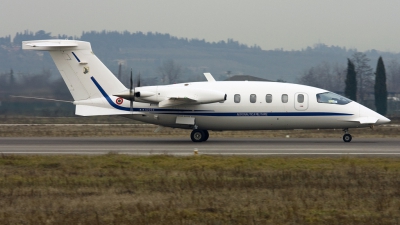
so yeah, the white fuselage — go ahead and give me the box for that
[111,81,388,131]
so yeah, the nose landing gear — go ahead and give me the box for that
[342,128,352,142]
[190,129,209,142]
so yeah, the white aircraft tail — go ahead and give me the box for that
[23,40,133,116]
[23,40,126,101]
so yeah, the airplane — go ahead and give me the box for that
[22,39,391,142]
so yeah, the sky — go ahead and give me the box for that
[2,0,400,52]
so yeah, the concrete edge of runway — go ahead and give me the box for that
[1,137,400,156]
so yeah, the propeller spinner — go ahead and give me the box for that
[114,69,142,113]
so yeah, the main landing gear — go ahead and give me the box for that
[190,129,209,142]
[342,128,352,143]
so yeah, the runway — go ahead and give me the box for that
[0,137,399,156]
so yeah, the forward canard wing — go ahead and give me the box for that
[340,117,379,124]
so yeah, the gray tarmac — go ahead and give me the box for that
[0,137,399,156]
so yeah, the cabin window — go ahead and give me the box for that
[250,94,256,103]
[234,94,241,103]
[297,94,304,103]
[266,94,272,103]
[316,92,351,105]
[281,94,288,103]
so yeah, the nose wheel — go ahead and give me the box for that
[190,129,209,142]
[343,134,352,142]
[342,129,352,142]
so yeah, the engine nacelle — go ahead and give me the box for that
[137,86,226,105]
[114,85,226,106]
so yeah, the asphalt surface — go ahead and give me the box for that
[0,137,399,156]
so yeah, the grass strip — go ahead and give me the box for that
[0,154,400,224]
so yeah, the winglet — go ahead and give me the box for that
[204,73,216,82]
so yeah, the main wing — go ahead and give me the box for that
[114,73,226,108]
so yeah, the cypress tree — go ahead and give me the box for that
[374,56,387,115]
[345,59,357,101]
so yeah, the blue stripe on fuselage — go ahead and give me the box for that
[160,112,353,116]
[91,76,208,112]
[91,76,131,111]
[90,76,353,117]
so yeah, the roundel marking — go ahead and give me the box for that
[115,97,124,105]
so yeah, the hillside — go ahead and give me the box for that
[2,30,400,84]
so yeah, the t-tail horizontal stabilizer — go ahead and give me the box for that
[24,41,78,48]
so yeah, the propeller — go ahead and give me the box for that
[137,72,141,88]
[129,69,134,113]
[114,69,142,113]
[129,70,142,113]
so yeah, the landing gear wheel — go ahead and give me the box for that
[203,130,209,142]
[343,134,352,142]
[191,129,206,142]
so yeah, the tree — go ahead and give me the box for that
[9,69,15,88]
[158,59,182,84]
[298,61,345,92]
[386,59,400,93]
[351,52,374,103]
[345,59,357,101]
[374,57,387,115]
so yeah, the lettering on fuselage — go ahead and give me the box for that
[237,113,268,116]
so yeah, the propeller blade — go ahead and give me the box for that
[130,69,134,113]
[130,99,133,113]
[130,69,133,95]
[137,72,141,87]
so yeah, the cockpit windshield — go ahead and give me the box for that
[316,92,352,105]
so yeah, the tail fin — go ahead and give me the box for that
[22,40,126,101]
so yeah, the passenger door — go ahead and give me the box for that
[294,93,308,111]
